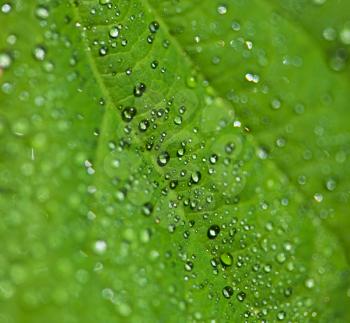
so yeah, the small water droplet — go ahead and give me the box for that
[149,21,160,33]
[1,3,12,14]
[190,171,201,184]
[207,225,220,239]
[220,252,233,267]
[109,26,119,38]
[93,240,107,254]
[142,202,154,216]
[222,286,233,299]
[0,52,12,69]
[151,60,159,69]
[217,5,227,15]
[157,151,170,167]
[133,83,146,97]
[236,291,246,302]
[35,5,49,19]
[277,311,286,321]
[33,45,46,61]
[121,107,137,122]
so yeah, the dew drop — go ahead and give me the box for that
[209,154,219,164]
[142,202,154,216]
[313,193,323,203]
[133,83,146,97]
[99,46,108,56]
[231,21,241,31]
[222,286,233,299]
[33,46,46,61]
[149,21,160,33]
[174,116,182,125]
[109,26,119,38]
[169,180,178,189]
[138,119,149,132]
[35,5,49,19]
[184,261,193,272]
[157,151,170,167]
[93,240,107,254]
[220,252,233,267]
[277,311,286,321]
[236,291,246,302]
[217,5,227,15]
[340,27,350,45]
[190,171,201,184]
[121,107,137,122]
[151,60,159,69]
[0,52,12,69]
[207,225,220,239]
[1,3,12,14]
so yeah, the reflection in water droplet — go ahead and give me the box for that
[217,5,227,15]
[109,26,119,38]
[33,46,46,61]
[0,52,11,69]
[207,225,220,239]
[142,202,154,216]
[222,286,233,299]
[121,107,137,122]
[157,151,170,167]
[149,21,160,33]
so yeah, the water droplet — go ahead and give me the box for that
[207,225,220,239]
[99,46,108,56]
[1,3,12,14]
[208,154,218,165]
[186,75,197,88]
[121,107,137,122]
[277,311,286,321]
[325,178,336,191]
[174,116,182,125]
[276,252,286,264]
[177,148,185,157]
[33,46,46,61]
[340,27,350,45]
[313,193,323,203]
[35,5,49,19]
[133,83,146,97]
[93,240,107,254]
[190,171,201,184]
[220,252,233,267]
[0,52,12,69]
[157,151,170,167]
[109,26,119,38]
[184,261,193,272]
[142,202,154,216]
[305,278,315,289]
[329,48,348,72]
[169,180,178,189]
[151,60,158,69]
[225,142,235,154]
[217,5,227,15]
[222,286,233,299]
[231,21,241,31]
[149,21,160,33]
[138,119,149,132]
[245,73,260,83]
[323,27,336,41]
[236,291,246,302]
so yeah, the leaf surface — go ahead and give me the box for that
[0,1,349,322]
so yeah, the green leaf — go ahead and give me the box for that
[0,0,349,322]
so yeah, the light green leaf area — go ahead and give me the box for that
[0,1,349,322]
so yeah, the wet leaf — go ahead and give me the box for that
[0,1,349,322]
